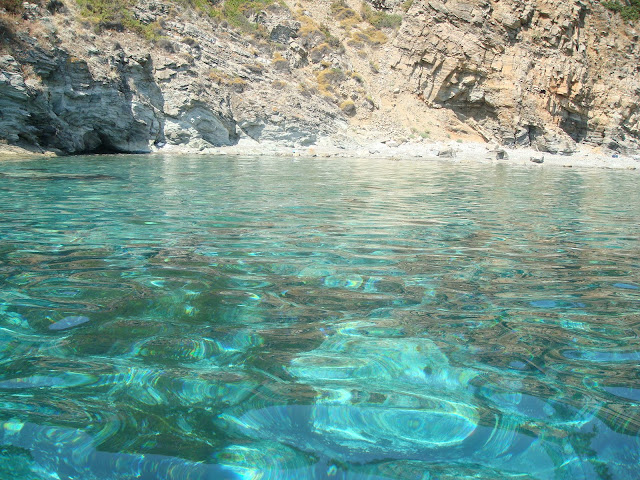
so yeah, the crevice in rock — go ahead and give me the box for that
[527,125,538,146]
[87,132,129,154]
[559,111,589,143]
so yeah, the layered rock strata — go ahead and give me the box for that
[0,0,638,155]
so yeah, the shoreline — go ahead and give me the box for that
[1,140,639,171]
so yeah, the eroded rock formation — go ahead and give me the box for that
[0,0,638,154]
[392,0,640,153]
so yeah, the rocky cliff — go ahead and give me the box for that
[0,0,639,155]
[391,0,640,153]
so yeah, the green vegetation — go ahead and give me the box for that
[411,127,429,139]
[602,0,640,21]
[207,0,278,31]
[72,0,282,39]
[4,0,408,50]
[75,0,165,40]
[401,0,414,12]
[361,2,402,29]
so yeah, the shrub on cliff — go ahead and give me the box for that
[331,0,360,30]
[209,0,277,31]
[603,0,640,21]
[76,0,161,37]
[0,15,16,46]
[352,27,387,45]
[317,67,345,88]
[74,0,281,38]
[361,2,402,29]
[340,99,356,116]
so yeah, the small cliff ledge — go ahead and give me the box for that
[1,0,639,155]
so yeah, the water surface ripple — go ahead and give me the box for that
[0,155,639,479]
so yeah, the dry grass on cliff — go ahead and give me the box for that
[352,27,387,45]
[73,0,284,38]
[0,0,28,47]
[187,0,282,31]
[0,0,24,14]
[75,0,165,40]
[0,6,23,53]
[0,16,14,51]
[360,2,402,29]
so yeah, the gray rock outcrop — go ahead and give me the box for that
[0,2,341,154]
[1,0,639,155]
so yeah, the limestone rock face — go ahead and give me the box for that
[0,46,163,153]
[1,0,639,154]
[0,2,339,154]
[0,55,33,145]
[391,0,640,152]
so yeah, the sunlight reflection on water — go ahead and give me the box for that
[0,155,639,479]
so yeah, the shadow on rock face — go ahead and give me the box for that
[1,45,241,155]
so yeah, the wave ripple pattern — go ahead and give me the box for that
[0,155,639,480]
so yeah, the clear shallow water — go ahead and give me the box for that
[0,155,639,480]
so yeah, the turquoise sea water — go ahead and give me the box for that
[0,154,639,479]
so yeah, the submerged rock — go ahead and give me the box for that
[251,324,484,460]
[48,315,90,330]
[221,403,478,461]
